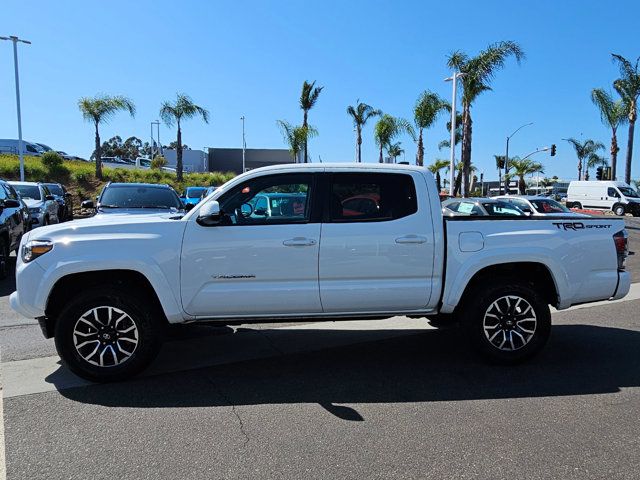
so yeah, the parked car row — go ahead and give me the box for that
[0,139,85,161]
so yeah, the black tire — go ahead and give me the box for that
[461,279,551,364]
[573,202,582,209]
[54,287,164,382]
[0,237,8,280]
[613,204,626,216]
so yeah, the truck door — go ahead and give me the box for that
[318,171,435,313]
[181,173,322,317]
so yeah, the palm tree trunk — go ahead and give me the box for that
[461,104,472,197]
[416,129,424,166]
[435,171,442,193]
[303,111,308,163]
[379,145,383,163]
[577,157,582,181]
[625,119,635,185]
[519,175,525,194]
[611,129,618,180]
[357,128,362,163]
[176,123,183,182]
[94,122,102,180]
[453,169,462,196]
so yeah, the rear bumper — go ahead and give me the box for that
[612,271,631,300]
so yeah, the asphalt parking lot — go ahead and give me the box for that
[1,216,639,479]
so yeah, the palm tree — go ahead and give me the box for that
[78,94,136,179]
[374,114,413,163]
[300,80,323,163]
[612,54,640,184]
[591,88,627,180]
[584,154,609,180]
[276,121,318,162]
[160,93,210,181]
[347,100,381,163]
[447,41,525,195]
[386,142,404,163]
[509,157,544,194]
[412,91,449,166]
[565,138,605,180]
[428,159,450,192]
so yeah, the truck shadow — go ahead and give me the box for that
[51,323,640,419]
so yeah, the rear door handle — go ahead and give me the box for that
[395,235,428,244]
[283,237,317,247]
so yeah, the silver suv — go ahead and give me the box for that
[9,182,60,228]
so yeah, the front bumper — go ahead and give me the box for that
[29,211,45,226]
[9,290,43,318]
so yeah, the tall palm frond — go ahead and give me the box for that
[611,54,640,184]
[347,100,381,162]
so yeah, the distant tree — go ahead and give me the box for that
[591,88,627,180]
[167,141,190,150]
[78,94,136,179]
[447,41,525,195]
[584,154,609,180]
[277,120,318,162]
[565,138,605,180]
[386,142,404,163]
[374,114,413,163]
[347,100,381,163]
[160,93,210,181]
[300,80,323,163]
[412,91,449,166]
[150,155,168,169]
[509,157,544,194]
[612,54,640,184]
[427,159,450,192]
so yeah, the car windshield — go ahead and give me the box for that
[44,184,64,196]
[12,184,41,200]
[482,201,524,216]
[186,187,206,198]
[99,186,182,209]
[619,187,639,198]
[530,198,570,213]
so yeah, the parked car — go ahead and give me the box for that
[0,179,30,278]
[566,180,640,216]
[35,143,54,153]
[55,151,75,161]
[494,195,588,217]
[0,139,43,157]
[43,183,74,221]
[8,182,59,227]
[3,181,31,232]
[199,186,218,201]
[81,182,185,217]
[10,164,630,382]
[442,197,526,217]
[249,192,308,219]
[182,186,208,207]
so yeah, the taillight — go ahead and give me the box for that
[613,230,628,271]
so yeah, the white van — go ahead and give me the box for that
[566,180,640,216]
[0,139,43,157]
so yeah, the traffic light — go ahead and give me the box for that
[550,144,556,156]
[596,166,603,180]
[604,166,612,180]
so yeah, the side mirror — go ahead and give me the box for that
[196,200,222,226]
[81,200,95,209]
[45,195,55,201]
[3,199,21,208]
[184,203,195,212]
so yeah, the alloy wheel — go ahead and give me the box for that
[73,306,139,367]
[482,295,537,351]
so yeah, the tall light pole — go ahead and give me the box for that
[504,122,533,194]
[1,35,31,181]
[240,116,246,173]
[150,120,160,159]
[444,72,466,196]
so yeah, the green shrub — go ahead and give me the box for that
[151,155,168,169]
[42,151,64,170]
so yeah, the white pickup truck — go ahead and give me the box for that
[10,164,631,382]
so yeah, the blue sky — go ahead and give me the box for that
[2,0,639,181]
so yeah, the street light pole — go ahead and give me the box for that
[240,116,246,173]
[504,122,533,195]
[150,120,160,159]
[444,72,466,196]
[1,35,31,181]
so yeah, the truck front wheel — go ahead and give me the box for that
[613,204,626,216]
[54,287,164,382]
[462,280,551,363]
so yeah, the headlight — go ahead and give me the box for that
[29,207,42,214]
[22,240,53,263]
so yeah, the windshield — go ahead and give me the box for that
[619,187,639,198]
[13,184,41,200]
[44,184,64,196]
[186,187,206,198]
[99,186,182,209]
[482,201,524,216]
[530,198,570,213]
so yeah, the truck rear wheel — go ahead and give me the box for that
[54,287,164,382]
[462,279,551,364]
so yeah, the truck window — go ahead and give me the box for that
[608,187,620,198]
[329,173,417,222]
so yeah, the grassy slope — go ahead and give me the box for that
[0,154,236,210]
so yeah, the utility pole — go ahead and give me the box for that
[240,116,246,173]
[1,35,31,181]
[444,72,466,196]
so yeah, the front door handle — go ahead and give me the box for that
[283,237,317,247]
[395,235,428,244]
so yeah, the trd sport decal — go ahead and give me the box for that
[552,222,612,231]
